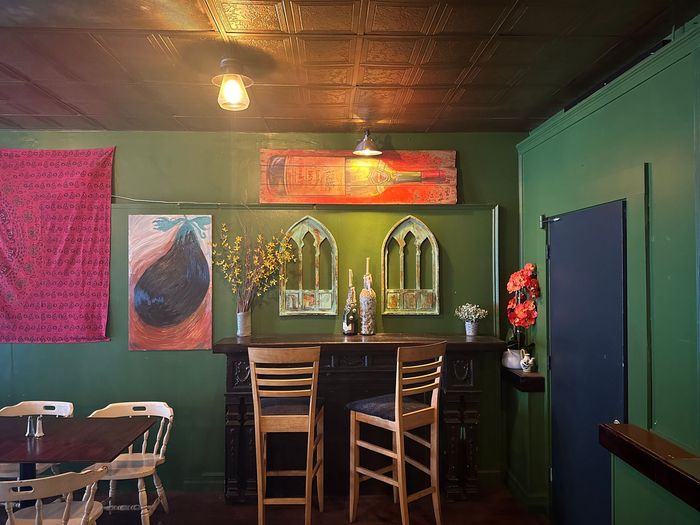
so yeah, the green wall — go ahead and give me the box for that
[0,130,523,490]
[518,19,700,524]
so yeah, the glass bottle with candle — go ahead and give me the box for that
[359,257,376,335]
[342,268,358,335]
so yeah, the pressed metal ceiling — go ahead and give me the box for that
[0,0,697,132]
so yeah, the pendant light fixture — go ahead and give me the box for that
[353,129,382,156]
[212,58,253,111]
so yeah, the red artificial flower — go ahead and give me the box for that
[526,278,540,298]
[507,270,527,293]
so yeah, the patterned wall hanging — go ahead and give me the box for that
[280,216,338,315]
[0,147,113,344]
[260,149,457,205]
[128,215,212,350]
[381,215,439,315]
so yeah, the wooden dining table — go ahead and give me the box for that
[0,416,156,480]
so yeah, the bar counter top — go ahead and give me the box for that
[213,333,505,352]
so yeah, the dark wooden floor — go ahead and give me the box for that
[85,488,547,525]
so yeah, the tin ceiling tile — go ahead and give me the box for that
[362,37,422,65]
[298,36,355,64]
[438,2,511,34]
[252,85,303,107]
[413,67,463,85]
[478,36,550,65]
[303,87,352,105]
[452,86,508,107]
[215,0,287,33]
[365,1,439,35]
[0,83,78,116]
[0,33,127,83]
[290,1,360,34]
[303,66,353,85]
[395,104,444,119]
[358,66,413,86]
[0,64,26,82]
[421,37,484,65]
[0,0,214,31]
[98,33,223,84]
[39,82,158,116]
[501,2,586,36]
[464,65,523,86]
[355,87,402,106]
[404,87,452,105]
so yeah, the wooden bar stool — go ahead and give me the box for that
[249,346,325,525]
[347,341,446,525]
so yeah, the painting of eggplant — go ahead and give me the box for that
[128,215,212,350]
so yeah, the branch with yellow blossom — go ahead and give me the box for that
[212,224,295,313]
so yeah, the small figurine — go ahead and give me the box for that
[359,257,376,336]
[342,269,358,335]
[520,350,536,373]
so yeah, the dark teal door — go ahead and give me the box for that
[548,200,626,525]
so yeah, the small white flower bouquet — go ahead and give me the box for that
[454,303,489,322]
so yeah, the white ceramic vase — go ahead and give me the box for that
[465,321,478,336]
[236,311,251,337]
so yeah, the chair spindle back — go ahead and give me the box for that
[395,341,446,424]
[0,401,74,418]
[0,466,107,524]
[88,402,174,459]
[249,346,321,424]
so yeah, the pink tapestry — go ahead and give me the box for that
[0,148,114,343]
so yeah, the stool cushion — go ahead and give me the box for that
[261,397,324,416]
[346,394,428,421]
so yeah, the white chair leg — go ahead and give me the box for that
[108,479,117,505]
[153,472,169,513]
[137,477,151,525]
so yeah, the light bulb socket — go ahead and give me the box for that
[212,57,253,88]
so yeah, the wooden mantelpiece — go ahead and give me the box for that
[213,334,505,504]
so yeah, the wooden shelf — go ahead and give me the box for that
[501,367,545,392]
[599,423,700,511]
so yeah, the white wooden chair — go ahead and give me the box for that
[0,401,74,480]
[86,402,173,525]
[0,466,107,525]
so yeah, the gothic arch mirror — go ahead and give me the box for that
[381,215,439,315]
[280,216,338,316]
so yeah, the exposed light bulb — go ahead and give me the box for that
[217,74,250,111]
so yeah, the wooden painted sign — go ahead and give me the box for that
[259,149,457,205]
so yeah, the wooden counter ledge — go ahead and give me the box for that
[599,423,700,511]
